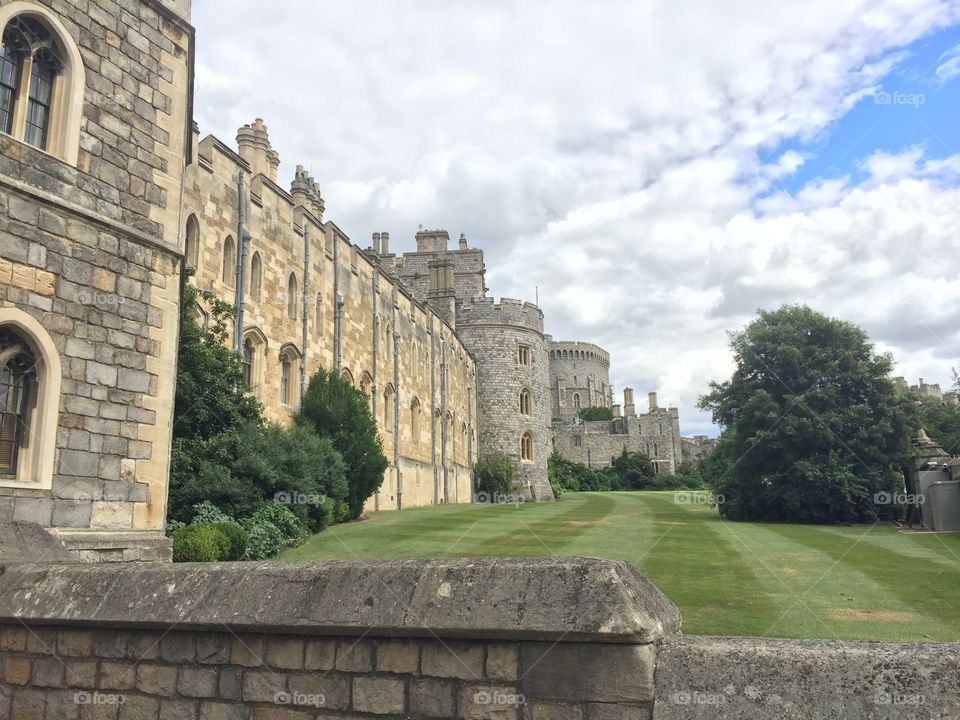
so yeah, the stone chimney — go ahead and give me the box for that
[459,233,468,251]
[648,392,658,411]
[236,118,278,179]
[611,404,622,418]
[381,232,390,255]
[371,232,381,254]
[290,165,324,221]
[623,388,636,417]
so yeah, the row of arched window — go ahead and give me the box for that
[550,348,607,364]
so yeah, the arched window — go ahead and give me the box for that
[287,273,298,321]
[222,236,235,287]
[0,329,35,477]
[249,252,262,301]
[241,328,267,397]
[184,214,200,270]
[339,368,354,386]
[0,9,83,163]
[521,431,534,462]
[280,353,291,405]
[0,310,60,489]
[410,397,421,443]
[519,388,532,416]
[573,393,581,410]
[359,371,373,410]
[383,383,394,429]
[242,338,253,389]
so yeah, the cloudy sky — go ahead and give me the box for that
[192,0,960,436]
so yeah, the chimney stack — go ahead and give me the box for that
[648,392,658,411]
[623,388,636,417]
[371,232,381,254]
[611,404,622,418]
[381,231,390,255]
[236,118,276,179]
[459,233,468,250]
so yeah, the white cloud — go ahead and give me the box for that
[192,0,960,435]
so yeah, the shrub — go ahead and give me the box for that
[172,524,231,563]
[610,450,655,489]
[578,406,613,421]
[209,522,249,561]
[474,452,517,500]
[242,517,287,560]
[250,503,308,546]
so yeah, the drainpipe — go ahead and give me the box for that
[300,223,310,404]
[430,317,438,505]
[371,265,379,511]
[333,231,343,370]
[233,171,248,352]
[393,321,401,510]
[440,336,448,504]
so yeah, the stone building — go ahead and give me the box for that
[553,388,684,474]
[547,338,613,416]
[0,0,193,560]
[183,124,478,511]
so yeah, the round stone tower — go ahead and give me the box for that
[546,338,612,418]
[455,298,554,501]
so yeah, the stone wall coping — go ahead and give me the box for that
[0,556,680,643]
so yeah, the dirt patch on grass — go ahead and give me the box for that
[824,608,918,623]
[567,519,610,527]
[654,521,688,526]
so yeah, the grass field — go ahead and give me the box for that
[281,491,960,642]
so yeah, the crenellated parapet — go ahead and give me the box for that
[547,339,611,369]
[290,164,325,221]
[456,297,545,334]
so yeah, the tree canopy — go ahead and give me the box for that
[699,305,916,524]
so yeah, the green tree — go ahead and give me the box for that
[298,367,389,519]
[474,452,517,501]
[609,450,656,489]
[578,406,614,421]
[915,395,960,455]
[699,305,917,524]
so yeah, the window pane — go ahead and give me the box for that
[0,43,20,135]
[25,59,53,150]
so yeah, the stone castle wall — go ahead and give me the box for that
[547,338,613,417]
[455,298,553,501]
[183,128,477,511]
[0,0,194,561]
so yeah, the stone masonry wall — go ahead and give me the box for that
[0,0,193,561]
[547,338,612,417]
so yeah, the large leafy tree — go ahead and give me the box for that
[699,305,917,524]
[915,394,960,455]
[298,368,389,519]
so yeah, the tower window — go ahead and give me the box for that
[242,338,253,389]
[521,431,533,462]
[280,353,291,405]
[0,329,35,476]
[519,388,532,416]
[518,345,531,366]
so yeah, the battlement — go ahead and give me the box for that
[548,339,610,368]
[456,296,544,333]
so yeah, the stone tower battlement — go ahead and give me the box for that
[456,297,545,334]
[546,339,611,369]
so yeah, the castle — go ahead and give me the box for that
[0,0,682,562]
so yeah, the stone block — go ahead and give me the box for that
[487,643,520,680]
[160,698,199,720]
[98,661,137,690]
[289,673,349,710]
[159,633,195,663]
[199,702,251,720]
[527,702,584,720]
[242,670,285,703]
[58,630,94,657]
[265,637,304,670]
[410,677,455,718]
[584,703,649,720]
[0,627,27,652]
[334,639,374,672]
[52,499,93,528]
[303,639,335,671]
[231,636,265,667]
[12,497,52,526]
[422,640,485,680]
[59,449,101,477]
[10,689,45,720]
[25,628,57,654]
[2,657,30,685]
[352,676,406,715]
[376,639,420,674]
[126,633,159,662]
[91,501,133,530]
[137,664,177,696]
[178,667,218,698]
[65,660,98,689]
[520,643,655,704]
[218,668,242,701]
[117,693,160,718]
[196,635,230,664]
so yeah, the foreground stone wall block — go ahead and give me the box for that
[521,643,655,704]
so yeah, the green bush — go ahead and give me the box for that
[250,503,308,546]
[474,452,517,501]
[242,517,287,560]
[578,406,614,421]
[172,524,231,563]
[209,522,249,561]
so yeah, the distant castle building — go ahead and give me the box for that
[894,377,959,406]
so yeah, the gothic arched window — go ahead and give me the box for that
[0,329,35,476]
[249,252,262,301]
[222,236,235,287]
[519,388,532,416]
[184,214,200,270]
[521,432,534,462]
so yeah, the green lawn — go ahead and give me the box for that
[281,491,960,642]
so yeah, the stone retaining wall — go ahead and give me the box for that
[0,557,957,719]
